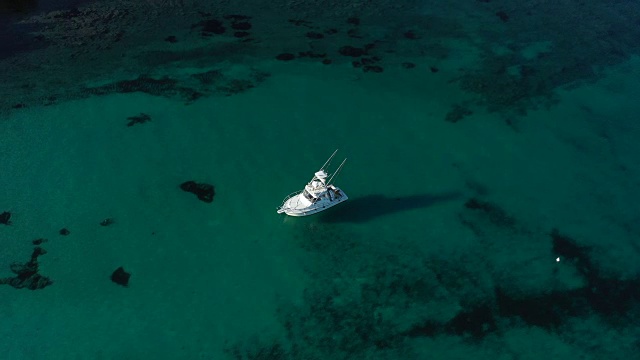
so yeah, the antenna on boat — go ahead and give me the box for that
[327,158,346,185]
[320,149,339,171]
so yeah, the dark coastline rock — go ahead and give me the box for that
[0,211,11,225]
[180,181,215,203]
[111,266,131,287]
[126,113,151,127]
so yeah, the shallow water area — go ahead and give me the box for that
[2,1,640,359]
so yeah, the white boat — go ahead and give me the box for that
[277,150,348,216]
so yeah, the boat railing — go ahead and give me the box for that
[277,190,303,209]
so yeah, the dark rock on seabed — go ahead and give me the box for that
[403,30,419,40]
[231,21,251,31]
[32,238,47,245]
[0,246,53,290]
[234,31,250,38]
[463,198,515,228]
[445,104,473,123]
[402,62,416,69]
[111,266,131,286]
[496,11,509,22]
[306,31,324,39]
[224,15,251,21]
[196,19,226,36]
[0,211,11,225]
[276,53,295,61]
[363,65,383,73]
[191,69,223,85]
[126,113,151,127]
[100,218,115,226]
[347,28,362,39]
[339,46,365,57]
[298,51,326,59]
[347,17,360,26]
[180,181,215,203]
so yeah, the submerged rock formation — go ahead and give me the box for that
[0,246,53,290]
[100,218,115,226]
[111,266,131,287]
[0,211,11,225]
[126,113,151,127]
[180,181,215,203]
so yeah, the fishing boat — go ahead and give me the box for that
[277,150,348,216]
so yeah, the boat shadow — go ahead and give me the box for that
[319,192,462,223]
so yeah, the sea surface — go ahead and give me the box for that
[1,1,640,359]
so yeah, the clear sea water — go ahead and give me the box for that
[1,1,640,359]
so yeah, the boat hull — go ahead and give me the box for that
[277,190,348,216]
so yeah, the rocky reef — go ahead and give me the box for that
[0,211,11,225]
[180,181,215,203]
[126,113,151,127]
[111,266,131,287]
[1,246,53,290]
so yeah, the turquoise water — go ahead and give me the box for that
[1,1,640,359]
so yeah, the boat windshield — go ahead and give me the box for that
[303,190,315,201]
